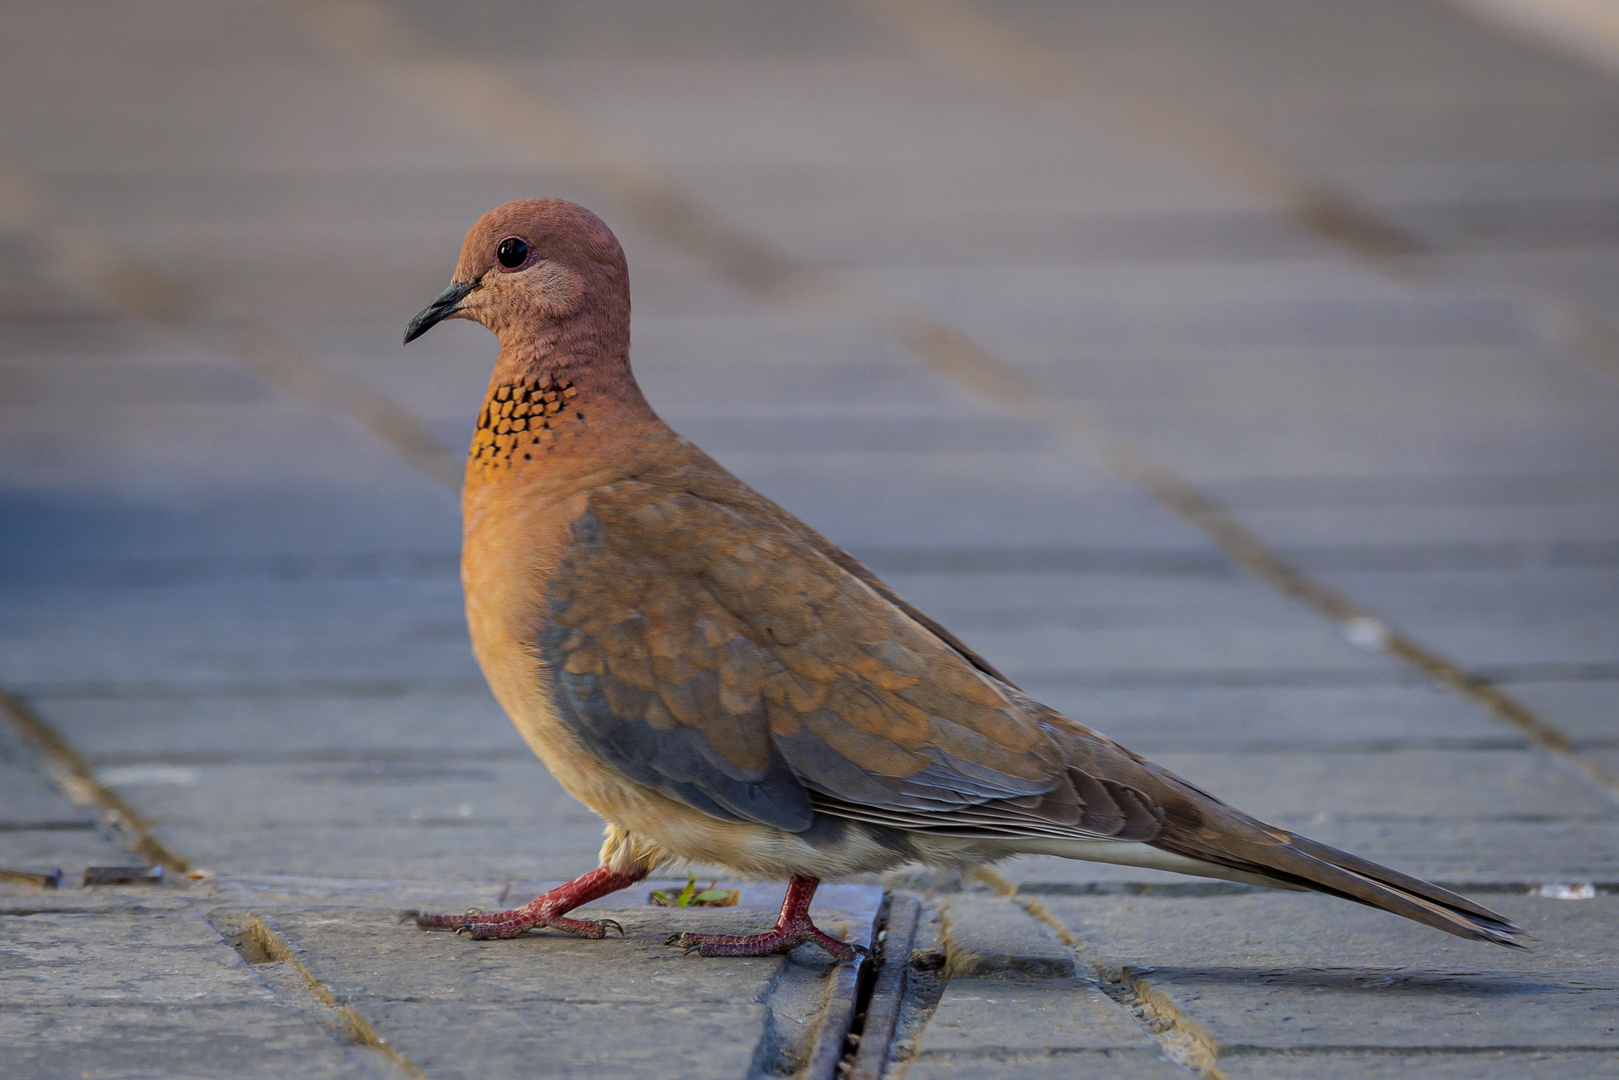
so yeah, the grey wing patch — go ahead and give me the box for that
[543,634,814,830]
[543,491,1164,847]
[538,514,815,833]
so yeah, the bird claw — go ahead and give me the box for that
[664,932,683,946]
[671,933,709,957]
[401,868,646,944]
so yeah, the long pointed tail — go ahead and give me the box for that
[1139,774,1533,947]
[1160,822,1529,947]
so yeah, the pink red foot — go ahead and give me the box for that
[669,923,865,961]
[409,906,623,941]
[668,874,867,962]
[401,866,644,941]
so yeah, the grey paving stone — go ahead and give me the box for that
[0,910,271,1005]
[0,763,94,829]
[1590,748,1619,781]
[0,582,482,691]
[914,975,1155,1054]
[0,829,135,877]
[0,906,382,1079]
[1030,683,1518,753]
[265,897,863,1080]
[178,825,604,888]
[99,759,577,832]
[1314,569,1619,670]
[1140,747,1611,821]
[41,691,522,763]
[936,893,1074,978]
[363,999,770,1080]
[1037,892,1619,1052]
[1505,680,1619,746]
[886,900,1185,1078]
[1128,971,1617,1052]
[1048,890,1619,969]
[900,975,1187,1078]
[878,573,1403,684]
[899,1055,1189,1080]
[1228,502,1619,550]
[1215,1049,1619,1079]
[81,754,611,883]
[0,1004,379,1080]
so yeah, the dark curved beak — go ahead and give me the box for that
[403,280,477,344]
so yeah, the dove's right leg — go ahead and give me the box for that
[404,865,647,940]
[671,874,865,962]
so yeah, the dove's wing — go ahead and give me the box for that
[536,480,1163,842]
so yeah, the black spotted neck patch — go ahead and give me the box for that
[470,373,583,468]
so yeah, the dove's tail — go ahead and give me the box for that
[1030,767,1533,949]
[1151,817,1532,948]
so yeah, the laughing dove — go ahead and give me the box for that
[401,198,1527,959]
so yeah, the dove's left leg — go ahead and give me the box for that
[404,865,647,940]
[671,875,865,962]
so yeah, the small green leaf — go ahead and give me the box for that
[676,871,697,907]
[692,889,730,903]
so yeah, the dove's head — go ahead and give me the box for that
[404,198,631,375]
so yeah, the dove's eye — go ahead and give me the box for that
[496,237,530,269]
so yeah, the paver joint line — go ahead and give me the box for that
[0,686,437,1075]
[850,0,1619,386]
[846,0,1425,266]
[211,911,431,1080]
[231,321,466,488]
[965,868,1228,1080]
[1120,450,1619,801]
[892,326,1619,801]
[1,679,433,1077]
[0,688,188,873]
[0,159,466,493]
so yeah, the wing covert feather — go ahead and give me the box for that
[537,480,1163,844]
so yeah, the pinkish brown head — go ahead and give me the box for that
[404,198,631,370]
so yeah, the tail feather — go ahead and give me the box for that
[1155,821,1533,949]
[1281,831,1506,924]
